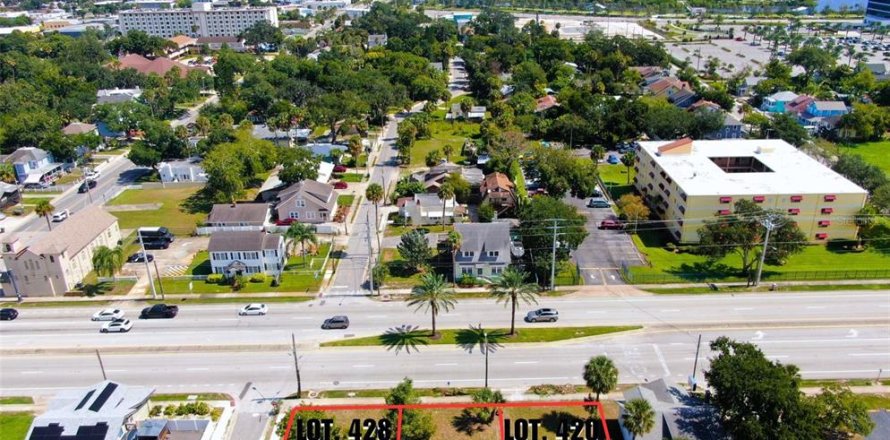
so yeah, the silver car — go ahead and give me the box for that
[525,308,559,323]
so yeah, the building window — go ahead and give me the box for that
[790,195,803,202]
[492,267,503,275]
[461,267,472,275]
[289,212,300,219]
[824,194,836,202]
[306,212,316,219]
[788,208,800,215]
[477,268,483,275]
[818,220,831,227]
[821,208,833,214]
[462,251,474,257]
[719,196,732,203]
[753,196,765,203]
[296,199,306,207]
[487,251,499,257]
[49,256,54,263]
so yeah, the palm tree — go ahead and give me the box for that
[348,136,363,168]
[489,268,538,336]
[445,230,461,287]
[35,200,55,231]
[437,182,455,228]
[365,183,384,251]
[285,222,317,264]
[623,399,655,440]
[92,245,124,281]
[407,273,456,338]
[0,163,16,183]
[583,355,619,401]
[590,145,605,168]
[620,151,636,184]
[195,116,211,137]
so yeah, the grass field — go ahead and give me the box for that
[337,173,366,183]
[857,393,890,410]
[412,119,479,167]
[380,248,426,288]
[384,223,449,237]
[0,412,33,440]
[337,194,356,208]
[321,326,640,347]
[598,163,636,200]
[150,296,314,305]
[0,396,33,405]
[0,300,113,308]
[108,186,207,235]
[837,140,890,176]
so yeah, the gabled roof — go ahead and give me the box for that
[688,100,720,112]
[766,90,799,102]
[207,203,268,225]
[5,147,49,164]
[812,100,847,111]
[657,137,693,154]
[208,231,282,252]
[785,95,815,114]
[481,172,513,192]
[534,95,559,112]
[167,34,195,48]
[112,54,201,78]
[7,206,117,257]
[631,66,664,78]
[455,223,512,263]
[62,122,97,136]
[647,77,691,95]
[277,180,337,211]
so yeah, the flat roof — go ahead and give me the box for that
[639,139,867,196]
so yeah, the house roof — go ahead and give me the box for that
[689,100,720,112]
[12,206,117,256]
[534,95,559,112]
[723,113,742,126]
[455,223,512,263]
[867,410,890,440]
[620,378,727,440]
[785,95,815,114]
[96,88,143,104]
[135,419,168,437]
[766,90,799,102]
[62,122,97,136]
[277,180,337,211]
[195,36,242,44]
[5,147,49,164]
[26,380,154,440]
[112,54,201,78]
[481,172,513,192]
[631,66,664,78]
[812,100,847,111]
[0,182,18,194]
[168,34,195,48]
[647,77,690,95]
[208,231,282,252]
[669,88,697,105]
[866,63,887,75]
[207,203,269,225]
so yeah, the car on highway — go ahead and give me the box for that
[127,252,154,263]
[239,303,268,316]
[525,308,559,323]
[599,219,623,230]
[85,170,101,180]
[101,318,132,333]
[322,315,350,329]
[0,308,18,321]
[587,198,610,208]
[78,180,97,193]
[51,209,70,222]
[140,304,179,319]
[92,309,125,321]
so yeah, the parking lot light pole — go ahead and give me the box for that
[483,331,489,389]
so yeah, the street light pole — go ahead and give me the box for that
[138,232,157,299]
[483,331,489,389]
[96,349,107,380]
[754,213,786,286]
[251,386,267,401]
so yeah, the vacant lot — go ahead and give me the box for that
[108,185,207,235]
[412,116,479,167]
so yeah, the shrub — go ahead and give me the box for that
[458,275,479,287]
[232,275,246,291]
[665,242,678,253]
[164,405,176,416]
[271,278,280,287]
[206,274,224,283]
[249,273,266,283]
[150,406,163,417]
[210,407,223,422]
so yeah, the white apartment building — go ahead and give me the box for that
[208,231,286,277]
[119,2,278,38]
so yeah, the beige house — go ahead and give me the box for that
[480,172,516,212]
[1,207,121,297]
[275,180,338,224]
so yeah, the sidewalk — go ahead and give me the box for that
[634,278,890,290]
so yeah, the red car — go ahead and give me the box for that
[275,218,297,226]
[599,219,623,230]
[333,181,348,189]
[333,165,347,173]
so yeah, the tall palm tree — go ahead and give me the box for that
[620,151,636,184]
[437,182,455,228]
[488,268,538,336]
[584,355,619,401]
[365,183,384,251]
[348,136,363,168]
[445,230,461,287]
[407,273,456,338]
[35,200,55,231]
[285,222,317,264]
[623,399,655,440]
[590,145,605,169]
[92,245,124,281]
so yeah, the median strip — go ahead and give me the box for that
[320,326,642,347]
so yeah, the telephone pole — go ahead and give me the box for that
[291,333,302,397]
[550,219,558,291]
[96,349,107,380]
[754,213,786,286]
[138,232,157,299]
[366,211,375,294]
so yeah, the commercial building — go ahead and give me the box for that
[866,0,890,24]
[1,207,122,297]
[119,2,278,38]
[634,138,867,243]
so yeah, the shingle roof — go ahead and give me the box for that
[167,34,195,48]
[767,90,799,102]
[812,101,847,111]
[24,206,117,256]
[5,147,48,164]
[62,122,97,136]
[481,172,513,192]
[207,203,268,225]
[112,54,201,78]
[208,231,282,252]
[455,223,511,263]
[277,180,337,211]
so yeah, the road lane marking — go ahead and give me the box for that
[435,363,458,366]
[353,364,374,368]
[513,361,538,365]
[848,353,890,357]
[653,344,670,376]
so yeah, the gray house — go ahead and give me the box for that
[453,223,522,281]
[618,378,726,440]
[275,180,338,224]
[205,203,269,231]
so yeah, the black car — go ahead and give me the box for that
[78,180,97,193]
[322,315,349,329]
[140,304,179,319]
[127,252,154,263]
[0,308,19,321]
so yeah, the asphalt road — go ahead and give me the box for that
[2,325,887,398]
[2,291,888,352]
[566,195,643,286]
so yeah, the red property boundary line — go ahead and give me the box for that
[283,400,610,440]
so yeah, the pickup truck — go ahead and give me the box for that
[140,304,179,319]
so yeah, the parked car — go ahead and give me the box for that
[92,308,125,321]
[587,198,610,208]
[239,303,268,316]
[599,219,623,230]
[333,165,348,173]
[51,209,70,222]
[525,308,559,323]
[140,304,179,319]
[607,155,620,165]
[275,218,297,226]
[78,180,97,193]
[127,252,154,263]
[0,308,18,321]
[24,181,50,190]
[85,170,101,180]
[101,318,132,333]
[322,315,350,329]
[333,181,348,190]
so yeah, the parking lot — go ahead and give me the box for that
[566,196,643,286]
[122,236,208,278]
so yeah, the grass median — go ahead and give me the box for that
[646,283,890,294]
[321,326,641,347]
[0,396,33,405]
[0,412,33,440]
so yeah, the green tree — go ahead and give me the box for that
[385,379,435,440]
[372,264,387,295]
[616,194,650,233]
[407,273,455,338]
[769,113,809,147]
[203,148,245,203]
[814,384,875,438]
[0,163,16,183]
[35,200,55,231]
[279,147,320,185]
[276,406,342,440]
[622,399,656,440]
[437,182,455,228]
[620,151,636,184]
[787,45,836,83]
[348,136,363,168]
[518,197,588,286]
[478,201,495,222]
[285,222,317,264]
[445,230,461,287]
[838,103,890,141]
[583,355,618,401]
[467,388,506,423]
[240,20,284,53]
[366,183,384,250]
[91,245,124,280]
[397,230,432,273]
[488,268,538,336]
[833,154,889,193]
[310,92,368,143]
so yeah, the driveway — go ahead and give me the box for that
[566,196,643,285]
[123,236,209,278]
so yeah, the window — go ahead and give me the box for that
[753,196,765,203]
[821,208,834,214]
[818,220,831,227]
[790,195,803,202]
[49,256,54,263]
[462,251,474,257]
[306,212,315,219]
[719,196,732,203]
[717,209,731,215]
[289,212,300,219]
[296,199,306,207]
[477,268,483,275]
[824,194,836,202]
[487,251,499,257]
[492,267,504,275]
[678,205,686,214]
[788,208,800,215]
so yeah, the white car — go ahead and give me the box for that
[92,308,125,321]
[85,170,100,180]
[51,209,70,222]
[101,318,132,333]
[238,303,268,316]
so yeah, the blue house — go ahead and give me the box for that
[4,148,63,185]
[760,91,799,113]
[798,101,848,131]
[706,114,744,140]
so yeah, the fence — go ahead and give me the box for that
[195,225,263,235]
[621,263,890,285]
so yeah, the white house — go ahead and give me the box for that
[397,193,464,226]
[157,157,207,183]
[208,230,286,277]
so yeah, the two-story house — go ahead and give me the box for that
[1,207,122,297]
[208,230,286,277]
[480,172,516,212]
[646,77,696,108]
[275,180,338,224]
[760,91,799,113]
[798,100,849,131]
[453,223,521,281]
[398,193,464,226]
[4,147,63,185]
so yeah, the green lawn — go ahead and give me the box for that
[627,229,890,283]
[321,326,641,347]
[0,300,114,308]
[284,242,331,271]
[857,393,890,410]
[837,140,890,176]
[336,173,366,183]
[159,274,322,294]
[56,168,83,185]
[384,223,449,237]
[598,163,636,200]
[337,194,355,208]
[19,196,55,206]
[553,261,581,286]
[150,296,314,305]
[108,186,207,235]
[380,248,425,288]
[0,396,33,405]
[411,119,479,166]
[0,412,33,440]
[647,284,890,294]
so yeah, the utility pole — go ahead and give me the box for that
[152,259,165,300]
[291,333,302,397]
[96,349,107,380]
[138,232,157,299]
[550,219,558,291]
[691,334,702,391]
[483,330,489,389]
[366,211,375,295]
[754,213,786,286]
